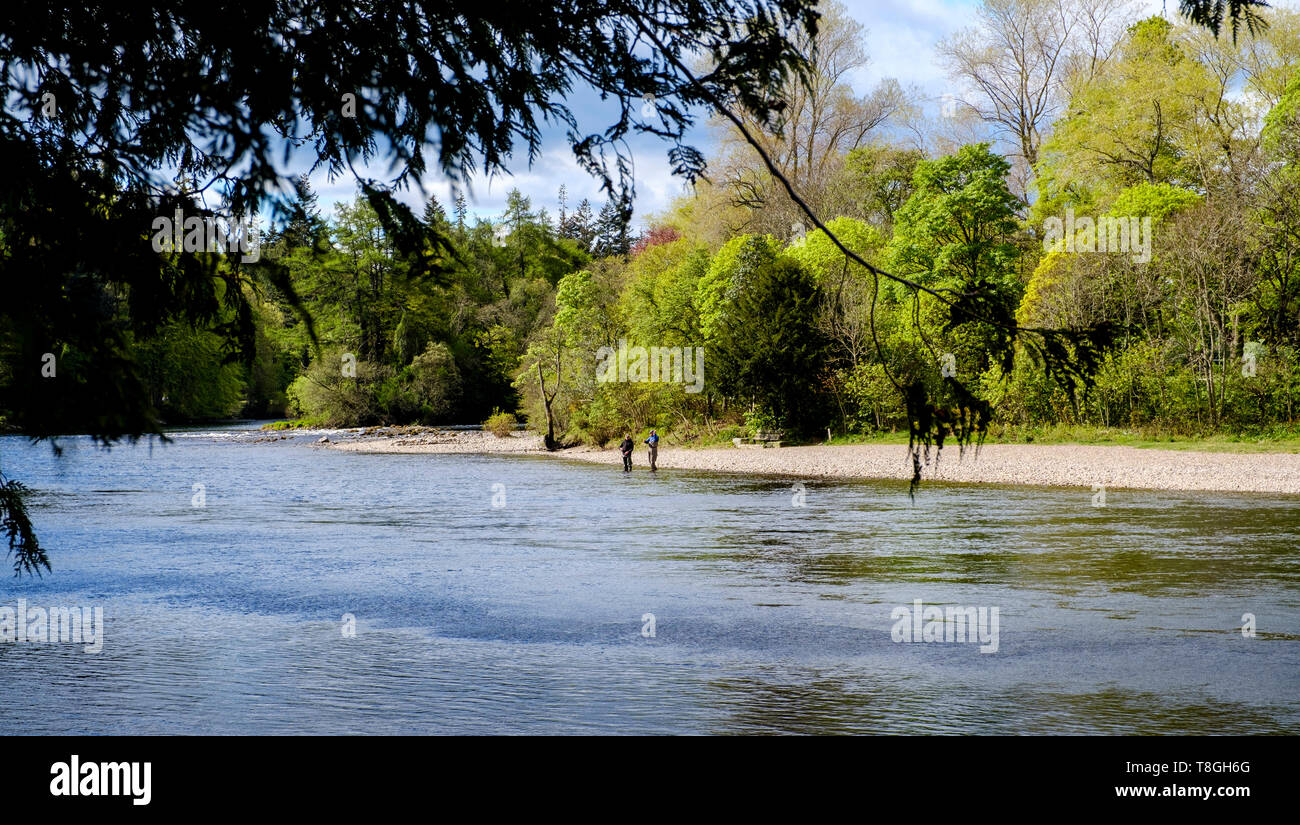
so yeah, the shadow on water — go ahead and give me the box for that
[705,674,1297,735]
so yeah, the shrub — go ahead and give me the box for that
[843,362,905,432]
[408,342,462,419]
[286,348,390,426]
[378,342,463,423]
[485,409,517,437]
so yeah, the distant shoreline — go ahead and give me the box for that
[323,428,1300,494]
[321,427,548,454]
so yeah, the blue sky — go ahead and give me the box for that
[306,0,1289,231]
[302,0,982,229]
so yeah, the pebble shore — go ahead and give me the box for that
[325,429,1300,493]
[557,442,1300,494]
[325,427,548,454]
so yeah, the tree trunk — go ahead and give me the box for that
[537,362,557,451]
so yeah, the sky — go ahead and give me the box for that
[304,0,1292,231]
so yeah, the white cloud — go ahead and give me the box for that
[841,0,975,95]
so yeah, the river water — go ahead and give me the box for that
[1,426,1297,734]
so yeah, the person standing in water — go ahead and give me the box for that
[644,429,659,471]
[619,432,634,472]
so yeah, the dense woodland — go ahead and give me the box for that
[60,3,1296,448]
[5,2,1300,451]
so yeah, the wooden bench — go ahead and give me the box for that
[733,430,784,449]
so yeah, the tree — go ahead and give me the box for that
[423,196,449,231]
[712,1,911,235]
[1020,182,1202,333]
[697,234,784,340]
[562,199,599,251]
[407,342,462,420]
[1041,17,1241,197]
[680,0,1270,488]
[630,225,683,257]
[330,195,411,363]
[885,144,1022,292]
[1236,6,1300,107]
[711,238,829,434]
[594,201,633,259]
[839,145,925,235]
[939,0,1079,170]
[283,174,329,251]
[453,194,469,235]
[623,240,708,347]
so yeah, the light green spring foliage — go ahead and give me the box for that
[1262,72,1300,159]
[1106,182,1203,222]
[554,269,602,346]
[783,217,885,285]
[555,261,624,350]
[1029,16,1222,239]
[696,233,783,341]
[1039,17,1222,195]
[484,409,517,437]
[287,348,388,427]
[884,143,1020,291]
[1017,252,1071,328]
[1239,8,1300,107]
[1019,181,1203,326]
[620,238,709,347]
[840,146,925,233]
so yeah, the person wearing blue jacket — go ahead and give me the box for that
[644,429,659,471]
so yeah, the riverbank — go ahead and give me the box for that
[323,428,1300,493]
[322,426,548,454]
[556,442,1300,493]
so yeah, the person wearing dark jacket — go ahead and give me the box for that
[619,433,634,472]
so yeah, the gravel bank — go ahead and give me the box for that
[552,442,1300,494]
[324,427,547,454]
[319,428,1300,493]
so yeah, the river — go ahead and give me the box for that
[1,425,1297,734]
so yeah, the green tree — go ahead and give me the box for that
[885,144,1021,292]
[283,175,329,251]
[1038,17,1224,194]
[840,145,925,235]
[710,238,829,433]
[594,201,633,259]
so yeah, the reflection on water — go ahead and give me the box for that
[0,428,1297,734]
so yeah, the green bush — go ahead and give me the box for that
[1091,340,1200,431]
[287,348,390,426]
[742,404,781,435]
[376,342,463,423]
[843,362,905,432]
[484,409,517,437]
